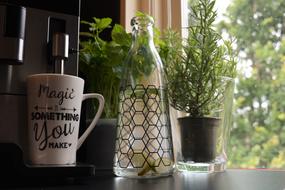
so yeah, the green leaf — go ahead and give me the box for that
[79,32,94,37]
[111,24,131,46]
[80,20,92,26]
[97,18,112,30]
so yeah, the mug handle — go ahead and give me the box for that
[77,93,105,149]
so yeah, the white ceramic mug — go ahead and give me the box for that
[26,74,104,165]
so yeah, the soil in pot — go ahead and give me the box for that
[178,117,220,162]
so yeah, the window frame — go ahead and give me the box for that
[120,0,183,32]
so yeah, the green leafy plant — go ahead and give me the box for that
[79,17,131,118]
[161,0,237,117]
[79,13,163,118]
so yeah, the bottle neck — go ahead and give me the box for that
[131,24,155,47]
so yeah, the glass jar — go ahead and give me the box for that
[113,15,174,178]
[174,77,235,173]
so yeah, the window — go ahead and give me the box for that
[184,0,285,169]
[120,0,170,31]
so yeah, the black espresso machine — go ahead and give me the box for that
[0,0,96,180]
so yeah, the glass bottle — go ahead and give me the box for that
[113,15,174,178]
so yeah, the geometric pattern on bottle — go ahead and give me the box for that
[114,85,173,174]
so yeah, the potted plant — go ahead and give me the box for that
[80,17,131,119]
[79,14,160,118]
[79,17,131,169]
[160,0,237,172]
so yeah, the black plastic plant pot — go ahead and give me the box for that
[178,117,220,162]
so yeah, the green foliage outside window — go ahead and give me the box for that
[218,0,285,168]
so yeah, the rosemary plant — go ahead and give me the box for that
[161,0,237,117]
